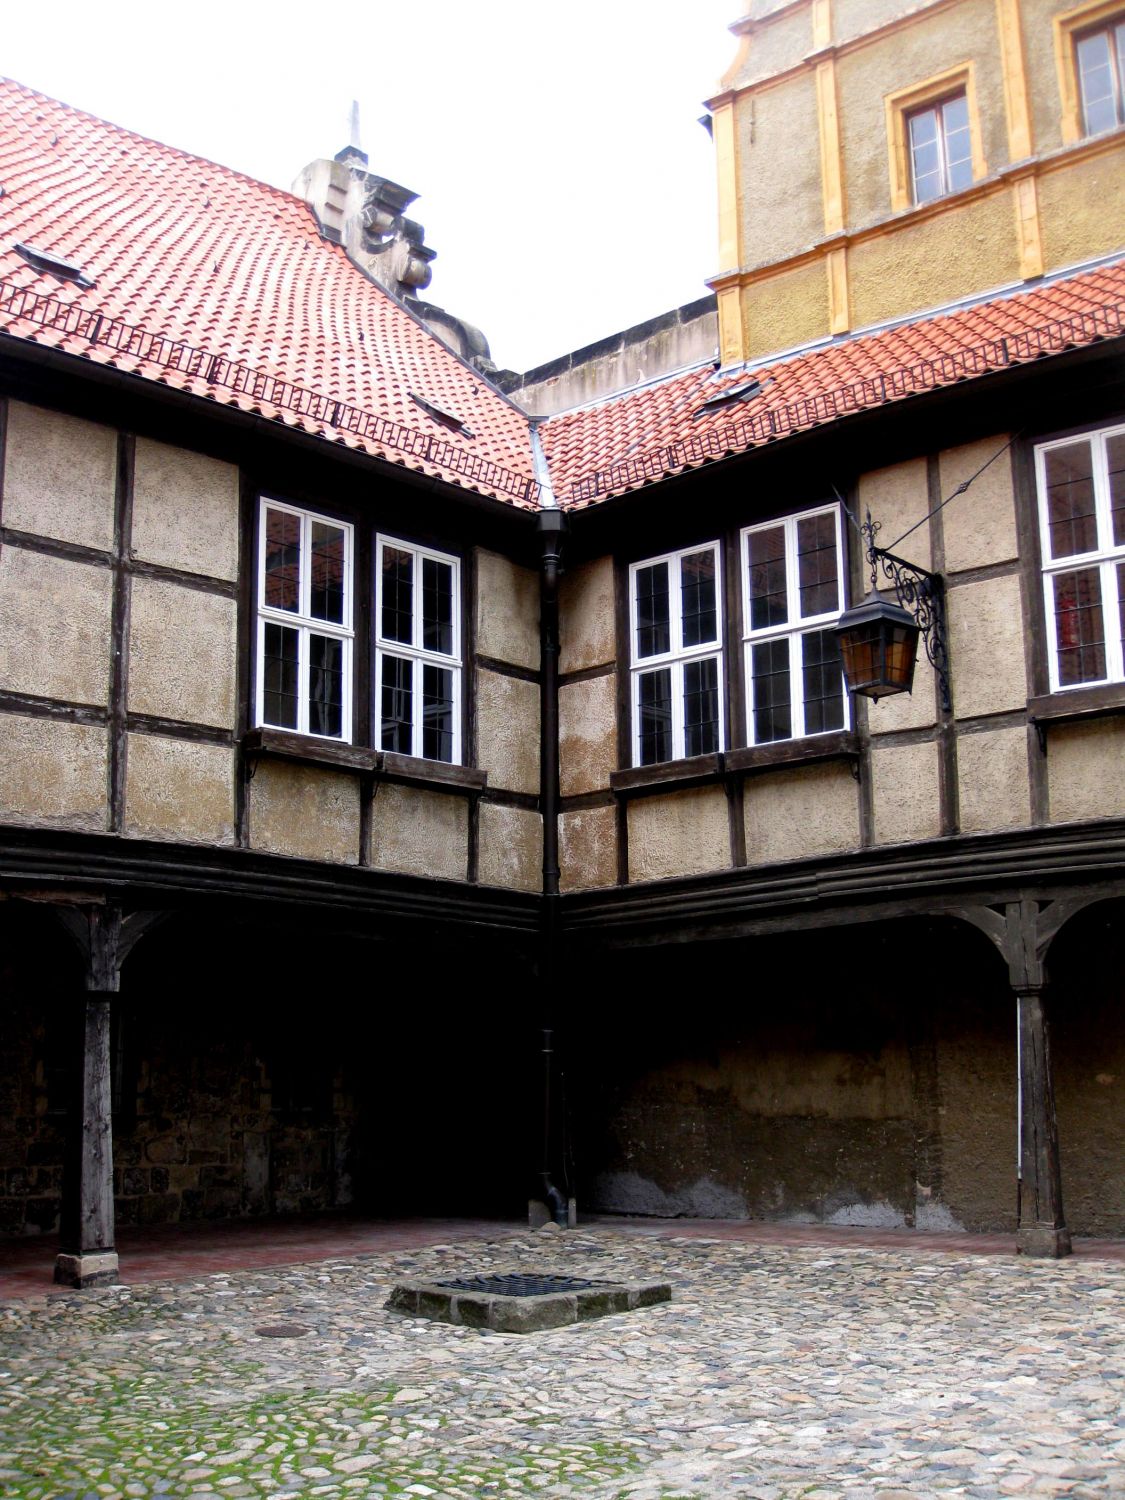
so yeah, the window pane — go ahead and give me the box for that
[308,634,343,739]
[421,664,455,762]
[683,657,720,758]
[909,108,943,203]
[637,668,673,765]
[747,526,789,630]
[751,638,792,743]
[381,547,414,644]
[1053,567,1106,685]
[796,513,839,618]
[421,557,455,656]
[635,562,671,658]
[264,508,301,612]
[1077,30,1118,135]
[309,522,346,624]
[942,94,973,192]
[380,654,413,752]
[263,623,299,728]
[1045,441,1098,558]
[801,629,845,736]
[681,549,718,647]
[1108,432,1125,547]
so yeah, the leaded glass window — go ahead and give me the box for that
[376,537,461,763]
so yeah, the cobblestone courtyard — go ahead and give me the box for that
[0,1227,1122,1500]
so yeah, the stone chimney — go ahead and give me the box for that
[293,107,497,375]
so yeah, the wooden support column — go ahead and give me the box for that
[1016,984,1070,1258]
[53,904,165,1289]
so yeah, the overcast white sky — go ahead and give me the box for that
[3,0,741,371]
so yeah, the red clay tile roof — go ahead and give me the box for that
[1,77,1123,514]
[540,259,1125,508]
[0,78,539,507]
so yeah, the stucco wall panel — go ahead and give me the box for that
[128,578,237,727]
[249,761,360,863]
[2,402,117,552]
[956,725,1031,833]
[559,805,617,892]
[369,782,468,882]
[475,669,540,795]
[477,802,541,892]
[940,436,1018,573]
[131,438,240,581]
[1047,718,1125,823]
[743,257,830,361]
[0,549,112,704]
[559,673,617,796]
[1022,0,1076,156]
[125,734,235,845]
[0,715,107,830]
[560,557,616,674]
[729,8,812,88]
[474,549,539,672]
[743,761,861,864]
[627,786,730,882]
[948,574,1028,719]
[1038,144,1125,272]
[848,192,1020,331]
[738,74,824,271]
[859,458,931,572]
[871,740,941,843]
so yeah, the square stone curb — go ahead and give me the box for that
[385,1276,671,1333]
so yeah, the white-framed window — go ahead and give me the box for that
[1036,422,1125,691]
[376,536,461,763]
[907,92,973,204]
[256,497,353,741]
[629,542,723,766]
[742,505,849,745]
[1076,17,1125,134]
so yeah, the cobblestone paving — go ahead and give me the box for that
[0,1227,1122,1500]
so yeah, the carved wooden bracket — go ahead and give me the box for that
[945,892,1116,990]
[54,904,167,991]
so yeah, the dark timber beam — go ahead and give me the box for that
[52,904,165,1288]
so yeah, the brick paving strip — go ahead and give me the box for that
[0,1222,1122,1500]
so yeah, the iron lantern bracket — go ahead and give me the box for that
[861,512,952,714]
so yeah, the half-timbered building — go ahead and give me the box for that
[2,0,1125,1288]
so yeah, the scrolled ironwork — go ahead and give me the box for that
[860,511,952,713]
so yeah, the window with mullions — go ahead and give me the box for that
[742,506,848,745]
[1037,423,1125,691]
[376,537,461,763]
[629,543,723,766]
[257,499,353,740]
[1076,17,1125,135]
[907,93,973,204]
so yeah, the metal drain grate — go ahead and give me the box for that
[440,1272,600,1297]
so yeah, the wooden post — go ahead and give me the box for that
[1016,986,1071,1259]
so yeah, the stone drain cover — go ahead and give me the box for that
[254,1323,312,1338]
[386,1270,670,1334]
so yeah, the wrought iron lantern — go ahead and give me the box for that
[834,511,951,712]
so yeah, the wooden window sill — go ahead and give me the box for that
[610,753,724,796]
[243,730,487,792]
[1028,682,1125,728]
[610,733,859,796]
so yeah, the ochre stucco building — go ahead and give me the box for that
[1,0,1124,1288]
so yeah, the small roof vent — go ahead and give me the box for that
[693,376,773,418]
[15,241,95,288]
[411,392,474,437]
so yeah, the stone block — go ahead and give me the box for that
[2,401,117,552]
[940,436,1018,574]
[477,802,541,892]
[560,556,616,674]
[0,548,112,703]
[957,726,1030,833]
[369,782,468,881]
[125,733,235,845]
[0,715,107,831]
[131,437,240,580]
[871,740,941,844]
[559,805,617,892]
[743,762,860,865]
[1048,719,1125,824]
[559,673,617,795]
[627,786,730,882]
[249,759,361,864]
[474,548,539,671]
[475,669,539,795]
[128,576,237,726]
[948,575,1028,720]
